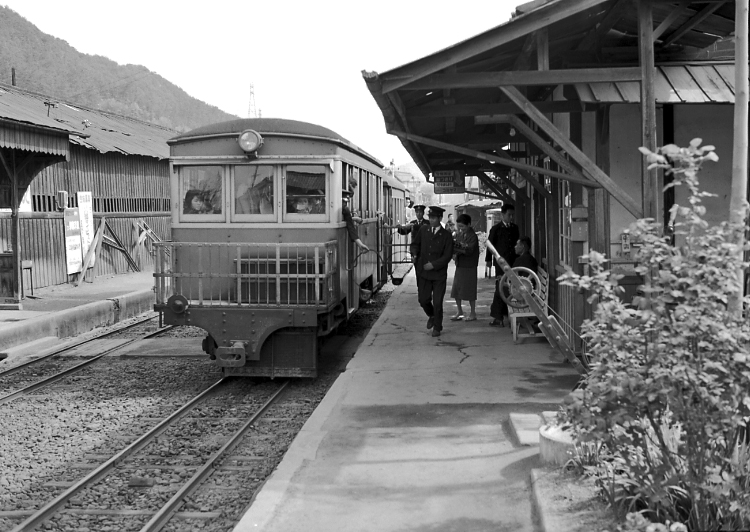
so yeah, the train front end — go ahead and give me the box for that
[154,118,383,378]
[154,239,340,378]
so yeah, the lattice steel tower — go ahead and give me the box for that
[247,83,258,118]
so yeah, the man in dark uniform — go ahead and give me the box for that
[411,206,454,337]
[396,204,429,240]
[486,204,519,327]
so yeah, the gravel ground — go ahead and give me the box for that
[0,282,395,532]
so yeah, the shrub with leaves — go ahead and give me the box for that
[559,140,750,531]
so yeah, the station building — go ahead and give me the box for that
[0,83,174,305]
[364,0,744,355]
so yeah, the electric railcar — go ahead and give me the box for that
[154,118,409,378]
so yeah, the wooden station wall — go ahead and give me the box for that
[0,145,170,290]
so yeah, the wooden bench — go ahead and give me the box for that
[508,268,549,344]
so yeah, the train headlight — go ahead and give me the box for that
[238,129,263,154]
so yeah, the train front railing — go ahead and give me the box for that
[154,241,338,309]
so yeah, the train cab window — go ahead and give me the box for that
[179,165,224,221]
[284,165,327,222]
[234,165,275,221]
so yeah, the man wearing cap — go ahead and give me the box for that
[411,206,454,337]
[395,204,429,239]
[342,188,368,252]
[486,204,519,326]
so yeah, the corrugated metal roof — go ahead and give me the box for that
[0,118,70,157]
[0,84,174,159]
[575,63,737,104]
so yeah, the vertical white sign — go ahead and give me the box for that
[77,192,95,266]
[64,207,82,275]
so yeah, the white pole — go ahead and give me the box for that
[728,0,749,316]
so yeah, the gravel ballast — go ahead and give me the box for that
[0,283,395,532]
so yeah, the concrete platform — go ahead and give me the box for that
[0,271,155,360]
[234,263,580,532]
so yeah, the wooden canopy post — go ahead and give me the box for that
[0,149,22,309]
[638,0,660,222]
[590,107,612,257]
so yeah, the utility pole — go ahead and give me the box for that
[247,83,258,119]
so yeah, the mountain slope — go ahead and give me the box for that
[0,6,238,131]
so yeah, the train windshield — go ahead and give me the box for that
[234,165,275,220]
[180,165,224,220]
[284,165,327,221]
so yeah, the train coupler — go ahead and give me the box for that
[215,341,246,367]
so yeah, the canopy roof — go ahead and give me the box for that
[363,0,738,185]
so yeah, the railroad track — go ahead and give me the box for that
[8,378,290,532]
[0,315,173,405]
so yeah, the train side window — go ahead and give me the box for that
[179,165,224,221]
[284,165,327,221]
[233,165,275,220]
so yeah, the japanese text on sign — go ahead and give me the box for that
[64,207,82,275]
[77,192,95,267]
[433,170,465,194]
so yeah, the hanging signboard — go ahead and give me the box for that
[64,207,83,275]
[77,192,95,266]
[433,170,465,194]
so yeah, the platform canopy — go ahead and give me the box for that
[363,0,738,217]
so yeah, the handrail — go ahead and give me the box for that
[486,241,586,374]
[153,241,338,308]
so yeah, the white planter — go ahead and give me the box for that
[539,424,575,466]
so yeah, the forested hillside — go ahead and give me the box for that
[0,6,238,131]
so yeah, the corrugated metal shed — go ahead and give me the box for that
[575,62,737,103]
[0,83,173,159]
[456,199,503,208]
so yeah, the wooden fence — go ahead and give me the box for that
[0,213,170,290]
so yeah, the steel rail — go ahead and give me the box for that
[0,324,174,406]
[9,378,229,532]
[0,313,163,379]
[139,380,290,532]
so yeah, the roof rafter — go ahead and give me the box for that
[393,67,642,92]
[409,100,598,118]
[661,1,727,47]
[575,0,631,52]
[474,173,517,204]
[390,129,597,187]
[500,85,642,217]
[378,0,612,94]
[652,0,692,41]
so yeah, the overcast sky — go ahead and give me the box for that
[3,0,519,176]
